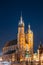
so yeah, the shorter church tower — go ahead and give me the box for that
[27,25,33,60]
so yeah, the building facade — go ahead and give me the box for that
[2,15,43,65]
[17,15,33,61]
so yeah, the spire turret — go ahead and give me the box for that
[28,24,33,33]
[18,12,24,27]
[20,12,23,24]
[28,24,30,30]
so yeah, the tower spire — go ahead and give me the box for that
[28,24,30,30]
[20,11,23,24]
[18,12,24,26]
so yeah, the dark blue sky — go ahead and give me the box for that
[0,0,43,53]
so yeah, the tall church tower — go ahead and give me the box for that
[27,25,33,60]
[17,14,25,61]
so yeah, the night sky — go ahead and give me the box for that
[0,0,43,54]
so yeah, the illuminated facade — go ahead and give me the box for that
[2,15,43,65]
[17,15,33,61]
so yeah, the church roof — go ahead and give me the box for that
[4,50,16,55]
[5,39,17,47]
